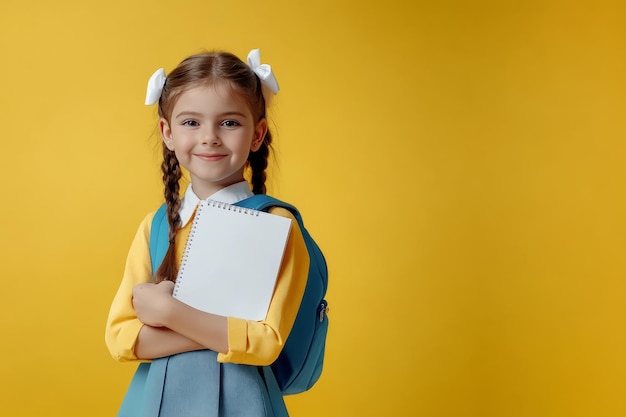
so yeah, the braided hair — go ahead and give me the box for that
[154,51,273,283]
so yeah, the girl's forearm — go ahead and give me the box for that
[135,298,229,359]
[161,298,229,355]
[134,325,205,359]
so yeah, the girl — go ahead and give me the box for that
[105,49,310,417]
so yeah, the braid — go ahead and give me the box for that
[249,130,272,194]
[154,145,182,283]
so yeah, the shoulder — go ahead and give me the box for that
[267,206,306,250]
[133,207,162,240]
[142,208,161,228]
[255,195,298,220]
[268,206,296,221]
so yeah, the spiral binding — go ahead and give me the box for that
[173,199,262,297]
[206,199,261,216]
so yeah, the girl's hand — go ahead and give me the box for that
[132,281,175,328]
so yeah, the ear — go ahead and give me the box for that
[159,118,175,151]
[250,118,268,152]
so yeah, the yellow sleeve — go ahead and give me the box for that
[217,207,310,366]
[104,212,154,362]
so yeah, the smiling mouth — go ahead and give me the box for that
[195,154,226,161]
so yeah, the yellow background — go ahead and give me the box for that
[1,0,625,416]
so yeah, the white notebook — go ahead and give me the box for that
[173,199,292,321]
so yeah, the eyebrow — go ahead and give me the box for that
[174,110,250,119]
[174,111,204,119]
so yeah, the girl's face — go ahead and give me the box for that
[160,83,267,199]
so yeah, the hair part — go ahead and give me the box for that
[154,51,274,282]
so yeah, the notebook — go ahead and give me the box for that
[173,199,292,321]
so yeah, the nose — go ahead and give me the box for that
[201,127,221,146]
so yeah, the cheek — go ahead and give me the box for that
[171,133,195,149]
[230,134,253,151]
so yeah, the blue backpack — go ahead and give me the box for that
[149,194,328,394]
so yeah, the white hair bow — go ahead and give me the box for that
[247,49,279,101]
[144,68,166,105]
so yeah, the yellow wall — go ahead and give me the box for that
[1,0,625,416]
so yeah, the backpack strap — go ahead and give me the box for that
[149,203,169,273]
[235,195,300,221]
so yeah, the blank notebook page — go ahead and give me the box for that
[173,199,292,321]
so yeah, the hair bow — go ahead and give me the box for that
[247,49,279,101]
[145,68,166,105]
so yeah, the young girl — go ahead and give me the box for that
[105,49,310,417]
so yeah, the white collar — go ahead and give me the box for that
[179,181,254,226]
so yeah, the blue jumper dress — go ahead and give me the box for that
[125,350,289,417]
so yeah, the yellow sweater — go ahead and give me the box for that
[105,206,309,366]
